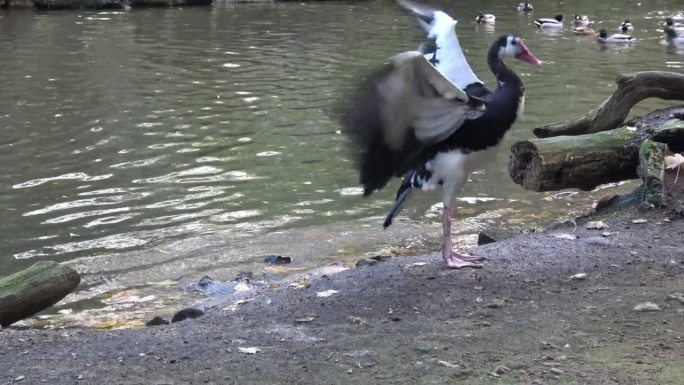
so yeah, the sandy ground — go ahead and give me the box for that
[1,206,683,385]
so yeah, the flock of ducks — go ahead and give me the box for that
[474,2,684,46]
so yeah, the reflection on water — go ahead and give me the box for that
[0,1,683,279]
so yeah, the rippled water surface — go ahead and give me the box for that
[1,0,683,277]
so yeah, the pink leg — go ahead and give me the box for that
[442,206,484,269]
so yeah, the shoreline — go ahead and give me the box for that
[2,204,683,384]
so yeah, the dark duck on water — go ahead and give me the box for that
[340,0,541,269]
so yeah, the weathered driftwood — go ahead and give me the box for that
[509,127,639,191]
[509,117,684,192]
[533,71,684,138]
[0,261,80,327]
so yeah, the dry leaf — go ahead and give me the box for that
[294,317,316,323]
[568,273,588,281]
[316,289,339,297]
[238,347,261,354]
[437,360,460,368]
[665,153,684,169]
[586,221,608,230]
[551,233,577,240]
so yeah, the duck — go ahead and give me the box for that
[665,28,684,44]
[535,15,563,29]
[517,2,533,12]
[598,28,635,44]
[665,17,684,35]
[573,23,596,36]
[618,20,634,31]
[476,12,496,24]
[573,14,591,27]
[341,0,541,269]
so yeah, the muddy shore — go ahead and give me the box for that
[1,205,683,384]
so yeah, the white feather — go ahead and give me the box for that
[424,11,482,89]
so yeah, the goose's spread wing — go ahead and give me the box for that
[339,50,485,193]
[376,51,484,150]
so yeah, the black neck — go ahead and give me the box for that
[487,46,521,86]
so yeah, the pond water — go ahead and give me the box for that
[1,0,682,281]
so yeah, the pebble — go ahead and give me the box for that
[486,299,506,309]
[355,259,377,268]
[494,366,510,374]
[633,302,661,312]
[171,308,205,323]
[146,316,169,327]
[263,255,292,265]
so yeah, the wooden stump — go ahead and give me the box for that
[0,261,80,327]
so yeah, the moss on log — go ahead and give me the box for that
[638,140,667,209]
[0,261,80,327]
[509,127,639,192]
[533,71,684,138]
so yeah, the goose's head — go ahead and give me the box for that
[495,35,542,67]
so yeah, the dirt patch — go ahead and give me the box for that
[1,208,683,384]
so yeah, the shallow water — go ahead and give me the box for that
[0,0,682,279]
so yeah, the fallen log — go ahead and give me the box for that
[0,261,80,327]
[533,71,684,138]
[509,114,684,192]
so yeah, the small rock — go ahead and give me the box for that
[171,308,204,323]
[486,299,506,309]
[370,255,392,262]
[586,221,608,230]
[666,293,684,304]
[494,366,510,375]
[146,316,170,327]
[355,259,377,268]
[263,255,291,265]
[633,302,660,312]
[477,228,517,245]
